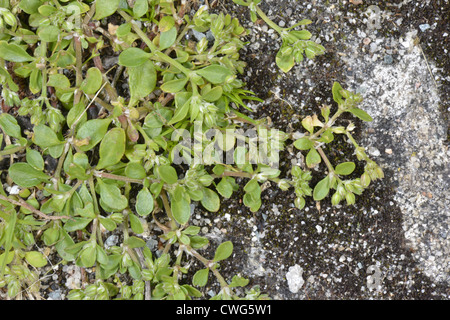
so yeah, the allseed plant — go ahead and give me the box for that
[0,0,383,300]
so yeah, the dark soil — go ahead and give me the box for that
[190,0,450,300]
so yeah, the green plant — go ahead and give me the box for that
[232,0,325,72]
[0,0,382,300]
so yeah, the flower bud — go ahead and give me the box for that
[196,37,208,53]
[360,172,371,188]
[375,166,384,179]
[277,179,291,191]
[122,252,133,268]
[291,166,303,178]
[198,174,214,186]
[331,192,342,206]
[67,289,85,300]
[345,192,355,205]
[332,126,346,134]
[294,196,305,210]
[355,147,366,161]
[220,43,237,55]
[84,284,98,297]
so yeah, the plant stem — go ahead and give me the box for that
[316,146,337,178]
[88,177,100,214]
[255,5,284,35]
[0,145,26,157]
[160,191,178,231]
[73,35,84,105]
[184,245,230,289]
[310,109,343,140]
[220,171,253,178]
[0,194,71,220]
[53,142,71,188]
[93,171,144,184]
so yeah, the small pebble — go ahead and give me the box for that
[384,55,394,65]
[419,24,431,32]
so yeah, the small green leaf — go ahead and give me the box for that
[229,275,249,288]
[8,163,49,188]
[276,49,295,73]
[55,229,76,261]
[306,148,321,167]
[126,236,146,249]
[332,82,344,105]
[301,116,314,134]
[128,213,144,234]
[0,113,22,139]
[19,0,41,14]
[313,176,330,201]
[135,188,154,217]
[80,67,103,95]
[160,77,189,93]
[159,26,177,50]
[37,25,60,42]
[291,30,312,40]
[76,119,112,151]
[128,60,156,103]
[33,124,63,148]
[133,0,148,18]
[213,241,233,262]
[201,86,223,102]
[79,244,96,268]
[43,225,60,246]
[243,179,260,193]
[167,97,190,125]
[26,148,44,171]
[319,128,334,143]
[200,188,220,212]
[48,74,71,89]
[96,127,126,169]
[196,65,233,84]
[183,226,200,235]
[64,217,93,232]
[94,0,120,20]
[38,4,57,16]
[157,165,178,185]
[190,235,209,249]
[96,245,108,265]
[171,193,190,225]
[99,217,117,231]
[118,47,151,67]
[335,162,356,176]
[348,108,373,122]
[125,162,147,179]
[293,137,314,150]
[0,41,34,63]
[192,268,209,287]
[67,101,87,129]
[159,16,175,32]
[216,178,233,198]
[98,180,128,211]
[25,251,47,268]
